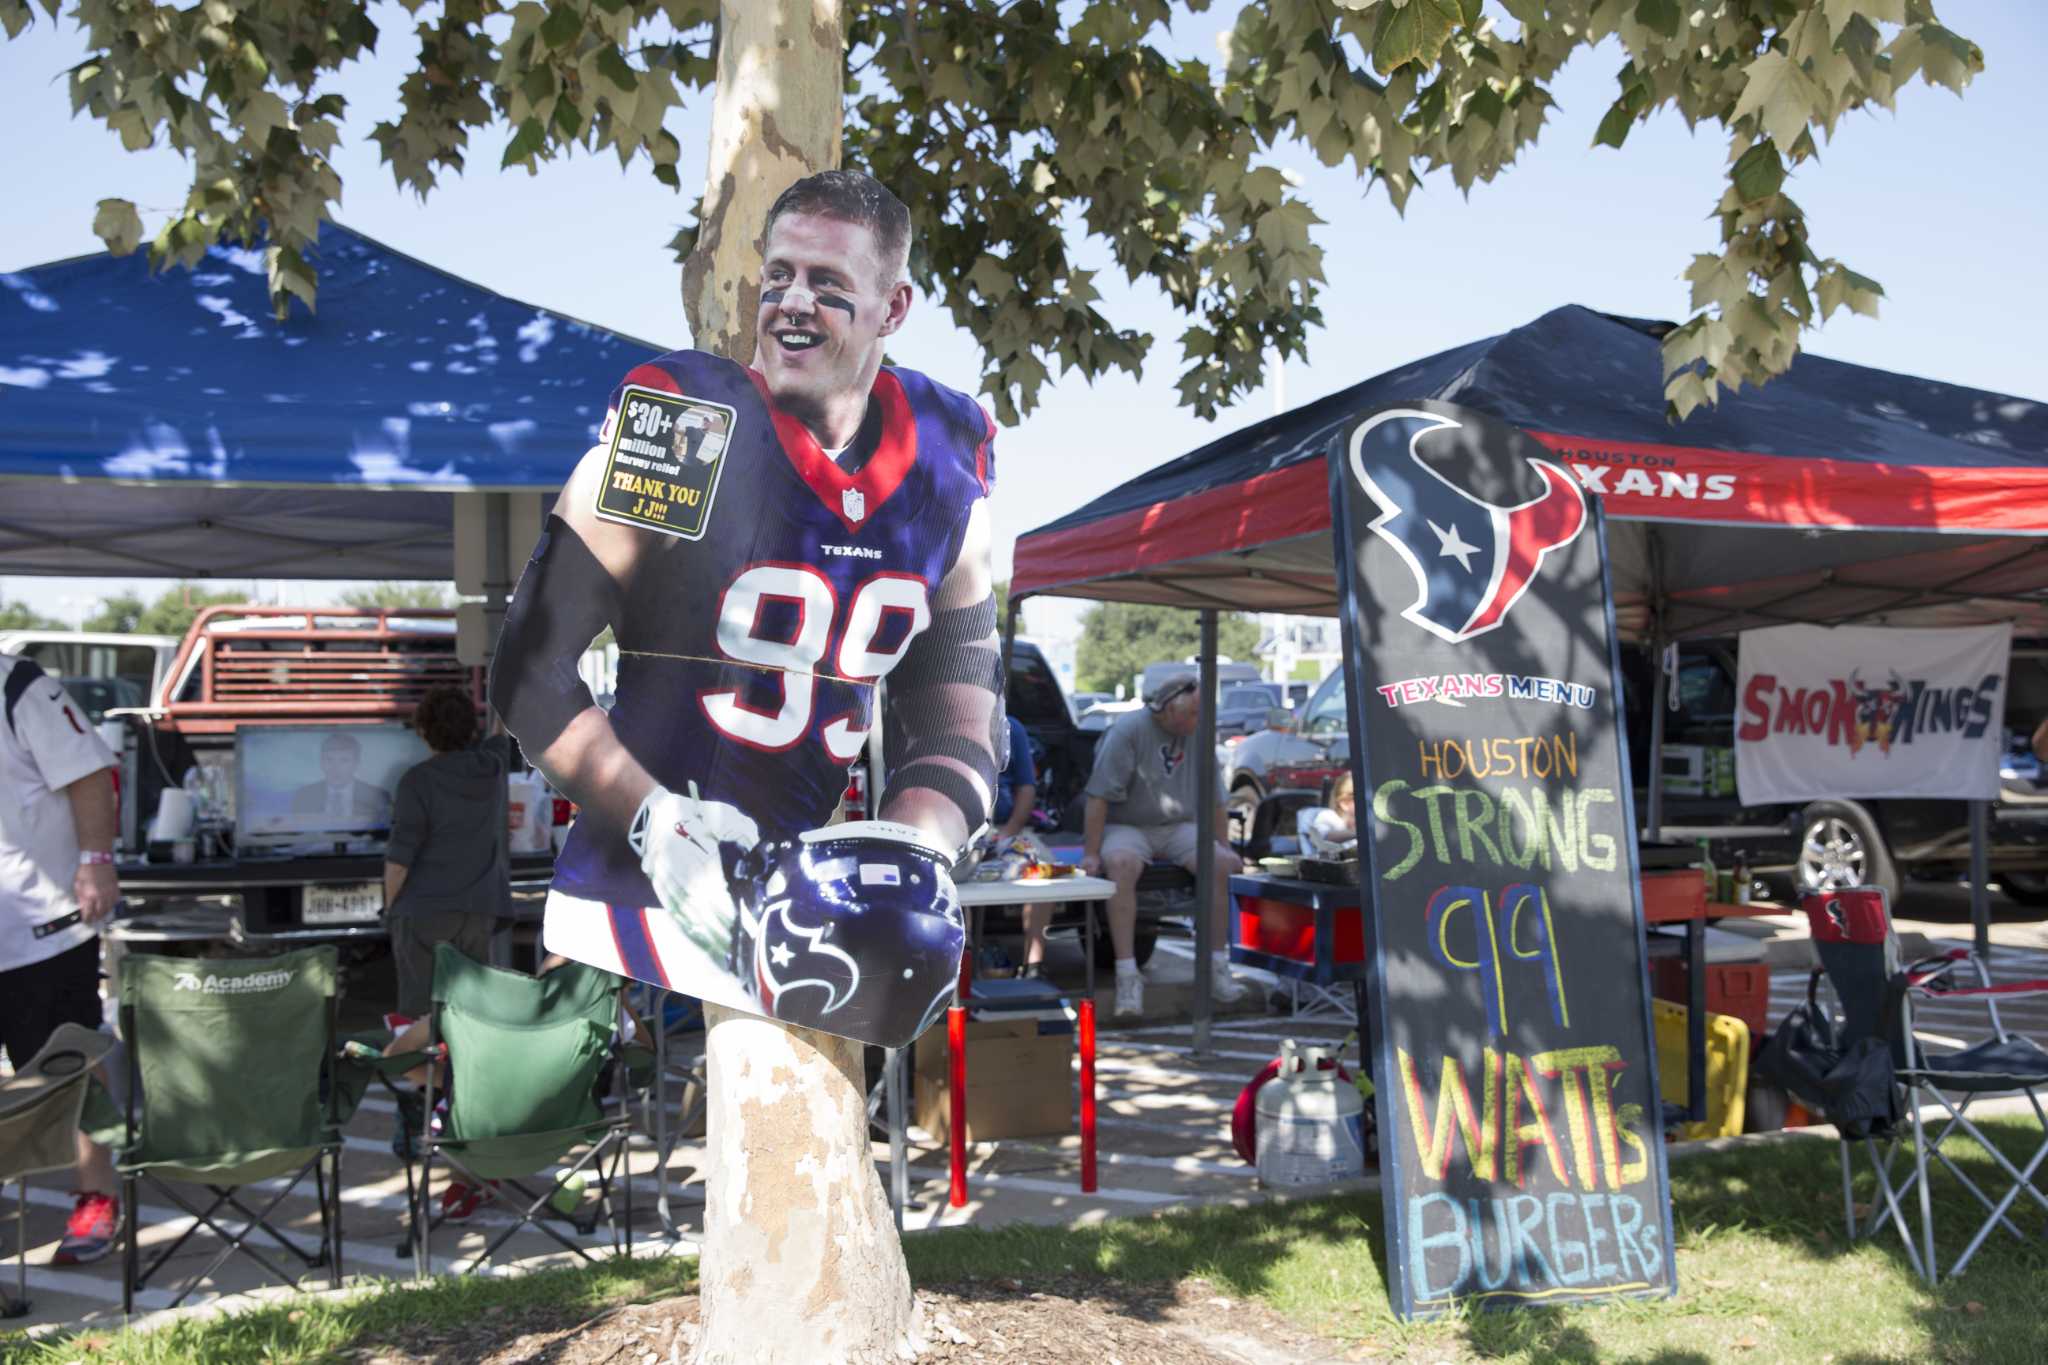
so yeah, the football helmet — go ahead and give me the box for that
[730,820,965,1048]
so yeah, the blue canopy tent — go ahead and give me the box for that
[0,223,663,578]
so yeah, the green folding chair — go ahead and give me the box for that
[116,948,347,1313]
[1,1023,116,1318]
[404,944,635,1277]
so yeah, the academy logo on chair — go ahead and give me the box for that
[172,968,294,995]
[1347,409,1586,644]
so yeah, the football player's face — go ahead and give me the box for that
[755,213,909,417]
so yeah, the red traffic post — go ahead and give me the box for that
[947,1002,968,1208]
[1078,996,1097,1193]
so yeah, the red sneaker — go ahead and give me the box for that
[51,1191,119,1266]
[438,1180,494,1223]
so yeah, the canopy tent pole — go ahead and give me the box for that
[1970,799,1991,959]
[1191,609,1218,1059]
[1001,592,1021,674]
[999,591,1021,832]
[1645,649,1669,843]
[1644,526,1668,842]
[482,492,511,668]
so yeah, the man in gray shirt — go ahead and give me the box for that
[1080,674,1246,1017]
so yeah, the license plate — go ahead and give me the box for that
[303,882,383,925]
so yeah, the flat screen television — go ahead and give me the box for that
[234,722,431,855]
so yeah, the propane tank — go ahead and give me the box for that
[1254,1040,1366,1189]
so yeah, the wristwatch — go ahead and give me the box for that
[78,850,115,867]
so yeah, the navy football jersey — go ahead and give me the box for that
[549,350,994,910]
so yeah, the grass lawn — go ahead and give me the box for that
[6,1119,2046,1364]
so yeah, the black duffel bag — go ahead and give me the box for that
[1757,971,1899,1139]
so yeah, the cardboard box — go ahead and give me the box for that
[913,1013,1074,1144]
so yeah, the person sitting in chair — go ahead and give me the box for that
[1078,673,1247,1018]
[1298,769,1358,858]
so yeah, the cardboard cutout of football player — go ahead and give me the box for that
[490,172,1005,1050]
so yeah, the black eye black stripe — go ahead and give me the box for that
[760,288,857,319]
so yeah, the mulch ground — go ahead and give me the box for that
[335,1275,1353,1364]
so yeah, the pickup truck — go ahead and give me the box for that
[108,605,558,947]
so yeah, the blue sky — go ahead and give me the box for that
[2,2,2042,639]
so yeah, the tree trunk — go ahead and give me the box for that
[694,1005,924,1364]
[681,0,844,360]
[683,4,921,1362]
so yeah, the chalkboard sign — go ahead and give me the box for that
[1330,402,1676,1318]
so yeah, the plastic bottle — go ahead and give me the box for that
[1254,1040,1366,1189]
[549,1169,587,1216]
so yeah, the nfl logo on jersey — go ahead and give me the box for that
[842,487,866,523]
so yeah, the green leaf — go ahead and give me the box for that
[1730,141,1785,203]
[238,89,290,149]
[1592,102,1634,149]
[1634,0,1680,40]
[92,198,143,255]
[1840,266,1884,317]
[265,241,317,317]
[1732,50,1819,152]
[596,45,637,92]
[235,40,269,83]
[1664,366,1714,421]
[1371,0,1458,76]
[540,5,581,51]
[501,117,547,168]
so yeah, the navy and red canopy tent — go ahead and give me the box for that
[1011,306,2048,638]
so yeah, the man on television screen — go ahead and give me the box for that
[491,170,1005,1049]
[289,731,393,827]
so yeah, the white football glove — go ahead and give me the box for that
[628,783,760,965]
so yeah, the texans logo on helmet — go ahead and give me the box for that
[727,827,966,1048]
[1348,409,1587,645]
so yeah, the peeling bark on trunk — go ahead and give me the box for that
[682,4,921,1362]
[693,1006,926,1364]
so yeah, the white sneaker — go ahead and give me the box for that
[1113,972,1145,1018]
[1211,965,1247,1004]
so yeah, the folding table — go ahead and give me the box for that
[936,874,1117,1209]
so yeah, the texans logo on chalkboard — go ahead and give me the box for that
[1349,410,1587,644]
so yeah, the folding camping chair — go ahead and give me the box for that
[117,947,347,1313]
[399,945,636,1277]
[1801,887,2048,1281]
[0,1023,116,1318]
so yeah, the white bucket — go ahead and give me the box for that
[149,788,196,841]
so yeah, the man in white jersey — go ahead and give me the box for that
[0,654,122,1263]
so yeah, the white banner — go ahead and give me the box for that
[1735,624,2012,804]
